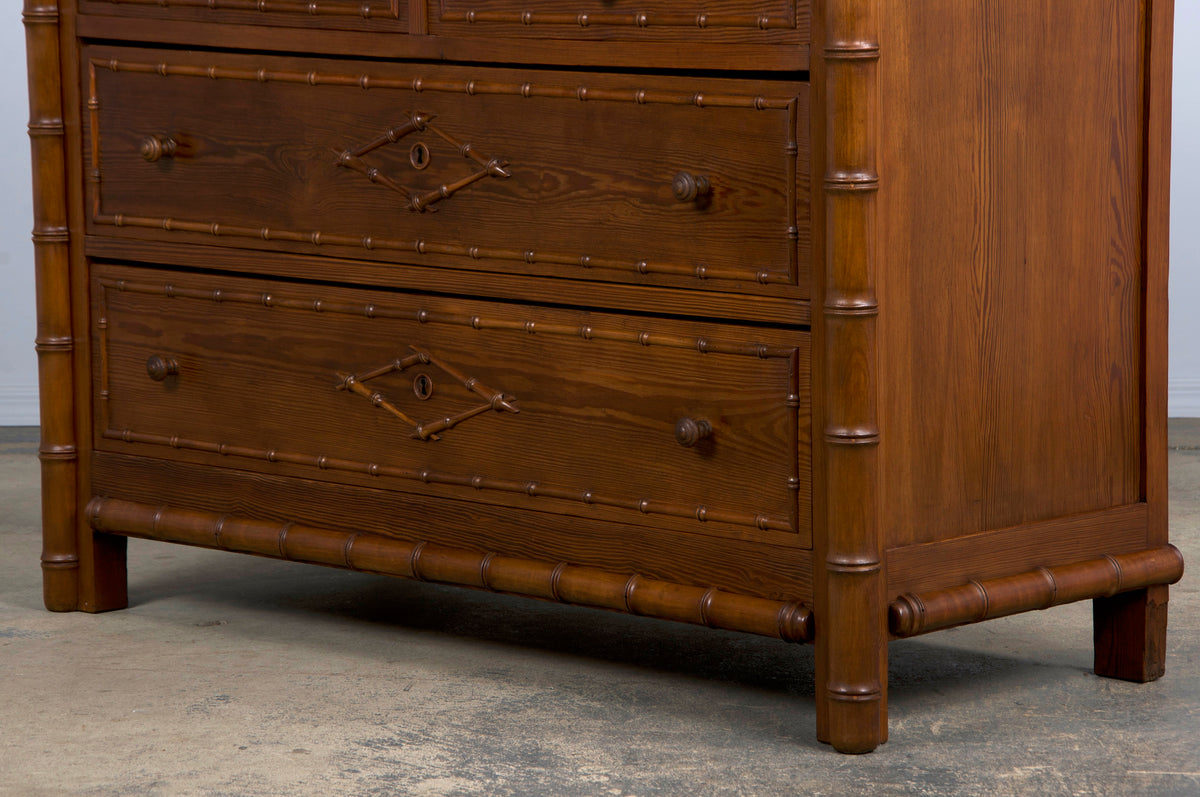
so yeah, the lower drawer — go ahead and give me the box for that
[93,264,811,545]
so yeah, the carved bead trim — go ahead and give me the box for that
[102,428,795,533]
[441,9,794,31]
[94,0,403,21]
[91,58,794,110]
[100,277,797,359]
[95,212,792,286]
[88,57,797,288]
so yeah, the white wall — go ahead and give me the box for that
[1,15,38,425]
[1169,4,1200,416]
[1,11,1199,421]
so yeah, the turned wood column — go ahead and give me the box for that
[25,0,79,612]
[813,0,887,753]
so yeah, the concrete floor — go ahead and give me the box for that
[1,425,1197,797]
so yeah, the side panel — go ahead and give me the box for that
[877,1,1147,548]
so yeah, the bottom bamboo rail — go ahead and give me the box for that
[889,545,1185,638]
[86,497,813,643]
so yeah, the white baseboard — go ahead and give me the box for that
[0,385,39,426]
[1169,377,1200,418]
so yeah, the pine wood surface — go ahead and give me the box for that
[89,452,815,602]
[26,0,1180,754]
[84,46,810,297]
[77,0,810,45]
[93,263,812,545]
[876,1,1145,547]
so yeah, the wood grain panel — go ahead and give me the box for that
[885,504,1150,597]
[79,0,409,33]
[90,451,815,602]
[877,0,1145,547]
[72,15,809,72]
[88,496,814,641]
[82,236,813,327]
[430,0,807,44]
[94,264,811,545]
[83,46,810,297]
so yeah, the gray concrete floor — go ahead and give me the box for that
[1,425,1197,797]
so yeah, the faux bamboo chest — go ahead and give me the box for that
[25,0,1183,753]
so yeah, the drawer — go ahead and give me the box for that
[429,1,810,45]
[93,265,811,546]
[79,0,807,45]
[79,0,409,34]
[83,46,810,298]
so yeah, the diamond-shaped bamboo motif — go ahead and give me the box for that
[336,112,511,212]
[336,346,519,441]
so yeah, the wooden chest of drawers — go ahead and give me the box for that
[25,0,1183,753]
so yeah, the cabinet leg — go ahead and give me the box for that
[78,532,129,613]
[1093,584,1169,683]
[815,622,888,754]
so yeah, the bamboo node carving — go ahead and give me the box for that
[889,547,1186,637]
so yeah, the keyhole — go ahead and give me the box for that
[410,142,430,170]
[412,372,434,400]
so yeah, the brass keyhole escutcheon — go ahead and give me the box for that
[410,142,431,170]
[412,372,435,400]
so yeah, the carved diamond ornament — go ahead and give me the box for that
[337,346,519,440]
[336,112,511,212]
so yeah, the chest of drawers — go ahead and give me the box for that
[25,0,1183,753]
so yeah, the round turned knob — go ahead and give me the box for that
[675,417,713,448]
[145,355,180,382]
[140,135,178,163]
[672,172,712,203]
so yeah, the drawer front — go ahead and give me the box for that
[94,266,812,545]
[79,0,409,33]
[79,1,806,44]
[84,46,810,298]
[429,1,809,44]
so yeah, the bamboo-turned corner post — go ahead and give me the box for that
[25,0,80,611]
[813,0,886,753]
[25,0,126,612]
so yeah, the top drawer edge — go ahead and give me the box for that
[75,2,811,71]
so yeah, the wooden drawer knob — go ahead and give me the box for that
[140,135,178,163]
[675,417,713,448]
[145,355,180,382]
[672,172,712,203]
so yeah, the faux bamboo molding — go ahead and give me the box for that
[90,57,796,109]
[337,113,512,213]
[438,10,795,31]
[101,429,797,533]
[889,546,1186,638]
[86,497,814,643]
[338,346,520,440]
[93,0,404,20]
[25,0,80,612]
[86,56,800,287]
[98,277,798,360]
[96,210,795,285]
[816,0,885,754]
